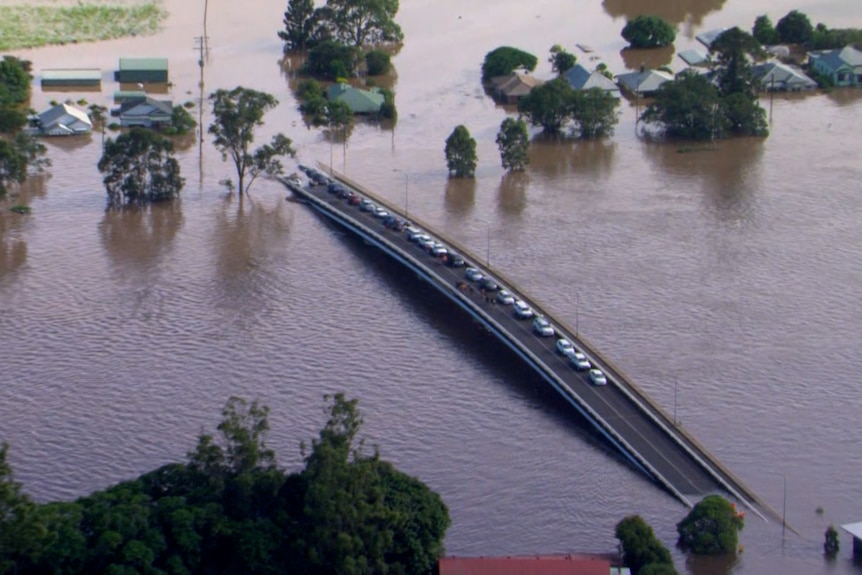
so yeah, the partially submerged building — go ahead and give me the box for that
[114,96,173,128]
[562,64,620,97]
[807,45,862,87]
[29,103,93,136]
[326,83,384,114]
[438,554,626,575]
[616,69,674,97]
[115,58,169,83]
[490,72,544,104]
[40,69,101,89]
[751,62,818,91]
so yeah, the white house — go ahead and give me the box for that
[30,103,93,136]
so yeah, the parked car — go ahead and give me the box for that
[465,267,484,282]
[373,207,389,218]
[406,227,424,241]
[445,253,465,267]
[532,317,554,337]
[417,236,436,251]
[513,300,533,319]
[496,289,515,305]
[327,182,342,194]
[570,353,591,371]
[556,338,576,357]
[430,243,448,256]
[359,199,376,212]
[589,369,607,386]
[479,277,499,292]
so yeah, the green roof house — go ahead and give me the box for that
[326,83,384,114]
[115,58,169,83]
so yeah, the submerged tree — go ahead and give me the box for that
[0,133,50,197]
[481,46,538,82]
[752,14,780,46]
[444,125,477,178]
[496,117,530,172]
[776,9,814,45]
[315,0,404,47]
[279,0,317,52]
[621,15,676,48]
[824,525,840,557]
[209,86,296,195]
[98,128,184,206]
[570,88,620,139]
[548,44,576,77]
[517,77,574,135]
[676,495,745,555]
[615,515,677,575]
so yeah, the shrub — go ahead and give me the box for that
[366,49,391,76]
[378,88,396,120]
[296,78,324,101]
[481,46,537,82]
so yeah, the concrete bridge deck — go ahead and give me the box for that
[281,167,778,521]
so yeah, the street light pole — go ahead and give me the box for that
[485,222,490,268]
[576,291,579,337]
[404,173,409,219]
[674,379,678,426]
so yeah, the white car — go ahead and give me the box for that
[532,317,554,337]
[589,369,607,386]
[465,267,484,282]
[417,236,436,250]
[373,207,389,218]
[359,199,376,212]
[431,244,448,257]
[405,227,423,241]
[556,338,576,357]
[513,300,533,319]
[570,352,591,371]
[496,289,515,305]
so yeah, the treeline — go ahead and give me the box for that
[752,10,862,50]
[0,394,450,575]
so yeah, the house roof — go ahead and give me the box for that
[326,83,384,114]
[678,49,709,67]
[562,65,620,95]
[119,57,168,71]
[841,522,862,539]
[808,45,862,73]
[37,103,92,127]
[696,28,727,48]
[118,96,173,116]
[41,69,101,82]
[494,73,544,97]
[114,90,149,101]
[751,62,817,88]
[439,555,612,575]
[616,69,674,94]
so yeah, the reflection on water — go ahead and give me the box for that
[825,88,862,107]
[620,46,675,71]
[0,211,28,278]
[444,177,476,216]
[99,202,184,270]
[496,173,528,216]
[529,136,617,180]
[684,552,739,575]
[602,0,727,27]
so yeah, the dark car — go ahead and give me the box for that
[479,277,500,292]
[347,194,361,206]
[327,182,341,194]
[444,253,465,267]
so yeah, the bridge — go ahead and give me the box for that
[281,166,777,520]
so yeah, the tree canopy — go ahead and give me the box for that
[279,0,317,52]
[0,394,450,575]
[570,88,620,139]
[305,40,361,79]
[481,46,538,82]
[0,56,31,107]
[98,128,184,207]
[517,77,574,135]
[444,125,477,178]
[280,0,403,51]
[615,515,677,575]
[641,71,723,140]
[208,86,295,195]
[676,495,744,555]
[496,117,530,172]
[0,133,49,197]
[518,79,619,138]
[548,44,576,76]
[621,15,676,48]
[752,15,780,46]
[776,10,814,45]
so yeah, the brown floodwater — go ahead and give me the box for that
[2,1,862,574]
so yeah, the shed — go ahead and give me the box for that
[562,64,620,97]
[438,555,615,575]
[326,83,384,114]
[616,69,674,97]
[29,103,92,136]
[841,522,862,556]
[41,69,101,88]
[115,58,169,83]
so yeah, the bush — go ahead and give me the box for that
[481,46,537,82]
[615,515,676,574]
[676,495,744,555]
[621,15,676,48]
[296,79,324,101]
[366,49,391,76]
[305,40,358,79]
[378,88,396,120]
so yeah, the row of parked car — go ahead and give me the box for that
[296,165,608,386]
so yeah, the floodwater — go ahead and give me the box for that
[2,0,862,574]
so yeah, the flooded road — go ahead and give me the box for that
[2,0,862,573]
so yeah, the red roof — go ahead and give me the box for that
[439,554,612,575]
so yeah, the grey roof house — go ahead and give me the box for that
[751,62,817,91]
[115,58,169,83]
[490,73,544,104]
[696,28,727,49]
[677,49,709,67]
[808,45,862,87]
[616,69,674,97]
[28,103,93,136]
[562,64,620,97]
[115,96,173,128]
[326,83,384,114]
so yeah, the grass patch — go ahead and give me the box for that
[10,205,31,214]
[0,2,167,51]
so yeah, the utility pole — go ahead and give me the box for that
[194,35,210,182]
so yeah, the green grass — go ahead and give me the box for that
[0,2,167,51]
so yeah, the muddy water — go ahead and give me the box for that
[2,1,862,574]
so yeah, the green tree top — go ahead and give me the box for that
[549,44,577,76]
[621,15,676,48]
[482,46,538,82]
[752,15,780,46]
[676,495,745,555]
[444,124,478,178]
[517,77,575,135]
[0,56,31,107]
[496,116,530,172]
[776,10,814,44]
[615,515,676,574]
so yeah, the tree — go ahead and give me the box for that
[317,0,404,47]
[365,49,391,75]
[165,104,197,136]
[752,15,780,46]
[720,92,768,137]
[0,108,27,134]
[517,77,574,135]
[87,103,108,146]
[0,442,46,574]
[481,46,538,82]
[209,86,296,195]
[496,117,530,172]
[824,524,840,557]
[549,44,576,76]
[444,125,477,178]
[571,88,620,139]
[0,132,49,197]
[0,56,31,107]
[676,495,744,555]
[641,71,724,140]
[279,0,317,52]
[776,10,814,45]
[305,39,360,79]
[98,128,184,206]
[615,515,676,575]
[621,15,676,48]
[710,27,769,137]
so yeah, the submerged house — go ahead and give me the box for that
[807,45,862,87]
[115,96,173,128]
[115,58,169,83]
[29,103,93,136]
[490,72,544,104]
[615,69,674,97]
[696,28,727,49]
[562,64,620,97]
[326,83,384,114]
[750,62,817,91]
[40,69,101,89]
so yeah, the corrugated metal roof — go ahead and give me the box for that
[562,65,620,96]
[439,555,611,575]
[119,58,168,71]
[616,69,674,95]
[326,83,384,114]
[114,90,148,101]
[41,69,101,82]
